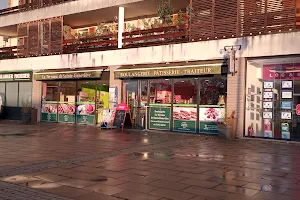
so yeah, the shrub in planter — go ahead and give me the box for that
[217,110,236,140]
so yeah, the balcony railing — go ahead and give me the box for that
[0,46,17,59]
[63,24,189,54]
[0,0,76,16]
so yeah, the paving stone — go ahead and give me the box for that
[149,188,196,200]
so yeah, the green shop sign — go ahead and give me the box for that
[149,107,171,130]
[77,115,95,125]
[200,121,219,134]
[58,114,75,123]
[0,71,32,82]
[41,112,57,122]
[173,120,196,133]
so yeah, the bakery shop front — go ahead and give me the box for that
[115,61,228,134]
[34,67,109,125]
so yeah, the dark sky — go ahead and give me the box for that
[0,1,8,9]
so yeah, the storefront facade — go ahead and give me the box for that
[245,57,300,141]
[34,68,109,125]
[115,61,229,134]
[0,71,33,120]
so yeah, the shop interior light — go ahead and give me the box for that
[165,79,169,81]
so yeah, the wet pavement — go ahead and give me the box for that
[1,123,300,199]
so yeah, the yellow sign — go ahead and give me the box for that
[115,65,221,78]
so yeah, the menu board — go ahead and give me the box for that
[173,107,197,133]
[149,107,171,130]
[199,107,225,134]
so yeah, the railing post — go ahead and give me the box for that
[118,7,125,49]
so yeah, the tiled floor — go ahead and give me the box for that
[1,122,300,199]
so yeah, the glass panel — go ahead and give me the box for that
[96,82,109,124]
[58,81,76,123]
[76,81,96,125]
[149,79,171,131]
[41,82,58,122]
[18,82,32,107]
[173,78,197,133]
[138,80,148,128]
[149,79,172,106]
[0,83,5,94]
[124,80,138,124]
[5,82,18,107]
[199,76,227,134]
[199,77,227,106]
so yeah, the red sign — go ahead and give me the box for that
[296,105,300,115]
[116,103,130,111]
[263,64,300,80]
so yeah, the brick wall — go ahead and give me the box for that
[227,58,246,138]
[31,79,42,122]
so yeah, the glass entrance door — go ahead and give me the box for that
[41,82,59,122]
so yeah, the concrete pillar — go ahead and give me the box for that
[226,58,246,138]
[118,7,125,49]
[109,66,122,109]
[31,79,42,122]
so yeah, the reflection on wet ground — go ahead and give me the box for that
[1,122,300,199]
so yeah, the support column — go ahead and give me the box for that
[31,79,42,122]
[109,66,122,109]
[118,7,125,49]
[227,57,246,138]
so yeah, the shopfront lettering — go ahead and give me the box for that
[115,65,221,78]
[34,71,101,80]
[0,72,32,82]
[263,65,300,80]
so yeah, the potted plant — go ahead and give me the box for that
[21,99,32,123]
[157,0,173,26]
[217,109,236,140]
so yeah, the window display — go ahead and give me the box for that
[199,77,227,134]
[149,79,172,106]
[41,81,108,124]
[246,61,300,141]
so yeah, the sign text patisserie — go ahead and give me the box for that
[115,65,221,78]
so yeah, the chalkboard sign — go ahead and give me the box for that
[113,110,126,128]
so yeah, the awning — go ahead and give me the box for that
[114,60,226,79]
[34,67,107,81]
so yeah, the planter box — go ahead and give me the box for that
[217,124,233,140]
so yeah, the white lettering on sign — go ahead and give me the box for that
[14,73,30,79]
[0,74,13,80]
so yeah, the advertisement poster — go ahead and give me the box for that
[99,109,116,128]
[173,107,197,133]
[149,107,171,130]
[41,103,58,122]
[199,107,225,134]
[281,123,290,139]
[281,101,292,110]
[264,122,273,138]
